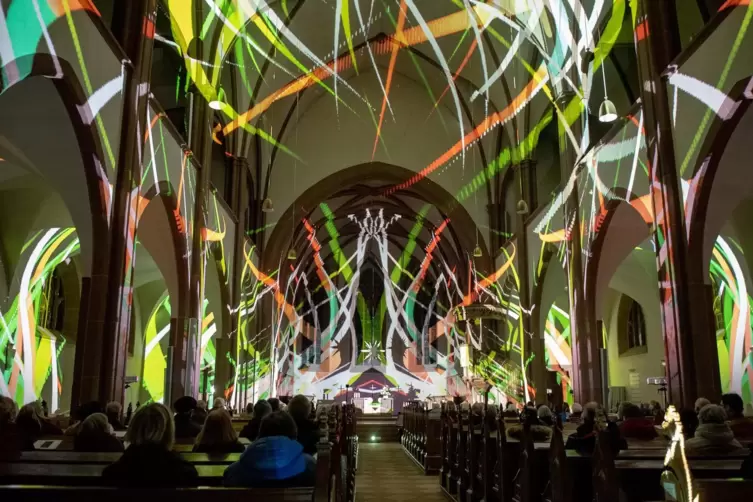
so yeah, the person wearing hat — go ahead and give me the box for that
[173,396,202,439]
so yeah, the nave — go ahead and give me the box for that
[356,443,444,502]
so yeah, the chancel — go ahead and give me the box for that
[1,1,753,501]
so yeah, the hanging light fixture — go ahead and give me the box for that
[287,247,297,261]
[516,200,529,215]
[597,28,618,123]
[473,245,483,258]
[208,88,225,110]
[261,198,274,212]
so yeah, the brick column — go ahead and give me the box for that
[71,0,157,407]
[634,0,720,406]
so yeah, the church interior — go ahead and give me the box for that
[1,0,753,500]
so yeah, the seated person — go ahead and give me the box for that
[508,407,552,442]
[569,402,584,423]
[267,397,282,412]
[16,401,63,441]
[212,397,226,412]
[501,402,518,418]
[537,405,555,427]
[224,411,316,488]
[722,393,753,440]
[679,408,699,440]
[105,401,126,431]
[287,395,321,455]
[173,396,202,439]
[193,409,246,454]
[686,404,745,454]
[694,397,710,414]
[103,403,198,487]
[240,400,273,441]
[192,400,208,426]
[0,396,26,458]
[74,413,124,452]
[618,403,658,440]
[565,405,626,454]
[65,401,105,436]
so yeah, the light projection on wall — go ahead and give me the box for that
[0,229,79,409]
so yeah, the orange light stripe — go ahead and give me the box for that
[373,0,408,159]
[428,37,479,121]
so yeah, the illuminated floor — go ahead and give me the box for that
[355,442,445,502]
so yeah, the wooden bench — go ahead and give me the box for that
[0,486,318,501]
[401,402,442,474]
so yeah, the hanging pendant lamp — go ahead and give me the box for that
[599,98,618,123]
[262,198,274,212]
[473,245,483,258]
[287,247,297,261]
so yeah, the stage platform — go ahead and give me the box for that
[356,413,400,443]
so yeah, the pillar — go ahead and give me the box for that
[71,0,157,407]
[634,0,721,407]
[556,90,603,406]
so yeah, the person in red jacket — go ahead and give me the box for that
[618,402,658,441]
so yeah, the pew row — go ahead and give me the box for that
[400,402,442,474]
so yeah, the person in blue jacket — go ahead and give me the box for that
[224,410,316,488]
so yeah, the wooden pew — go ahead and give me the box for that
[695,479,753,501]
[0,486,317,501]
[401,402,441,474]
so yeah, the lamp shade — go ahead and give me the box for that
[473,245,482,258]
[261,198,274,212]
[209,88,225,110]
[516,200,529,215]
[599,98,618,123]
[287,248,297,261]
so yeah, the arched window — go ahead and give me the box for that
[618,296,647,355]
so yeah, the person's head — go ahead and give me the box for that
[259,411,298,440]
[196,409,237,446]
[253,400,273,420]
[127,402,175,449]
[213,397,226,410]
[0,396,18,425]
[571,403,583,415]
[267,397,281,412]
[583,406,597,423]
[698,404,728,425]
[471,402,484,415]
[245,402,254,415]
[287,395,312,422]
[18,401,44,424]
[721,393,744,419]
[537,405,553,420]
[585,402,600,413]
[105,402,122,419]
[173,396,197,415]
[79,413,112,436]
[693,397,711,413]
[679,408,699,439]
[196,400,208,411]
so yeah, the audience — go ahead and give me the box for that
[212,397,227,412]
[65,401,105,435]
[268,397,282,412]
[192,400,208,425]
[565,405,626,454]
[224,411,316,488]
[173,396,202,438]
[105,401,126,431]
[193,409,246,454]
[102,403,198,487]
[0,396,25,458]
[240,400,273,442]
[16,401,63,441]
[694,397,711,414]
[507,407,552,442]
[502,402,518,418]
[721,393,753,440]
[287,395,321,455]
[74,413,124,452]
[537,405,555,427]
[569,402,584,422]
[679,408,699,440]
[618,403,658,440]
[685,404,744,454]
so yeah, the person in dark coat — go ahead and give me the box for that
[287,395,321,455]
[192,409,245,454]
[240,400,272,441]
[267,397,281,412]
[224,411,316,488]
[0,396,26,459]
[565,405,626,454]
[173,396,202,439]
[74,413,124,452]
[618,403,658,441]
[102,403,198,487]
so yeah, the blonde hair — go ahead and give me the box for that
[126,403,174,449]
[195,409,237,446]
